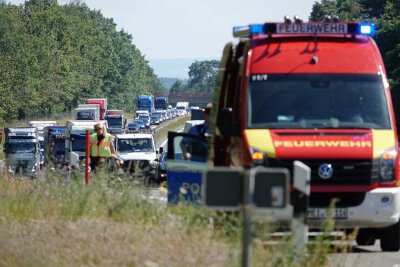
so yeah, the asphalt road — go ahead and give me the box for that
[328,240,400,266]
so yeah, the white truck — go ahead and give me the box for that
[106,109,126,135]
[135,110,149,119]
[29,121,58,168]
[65,120,107,169]
[3,127,41,177]
[114,133,161,181]
[176,102,189,115]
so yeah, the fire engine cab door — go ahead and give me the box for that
[167,131,208,204]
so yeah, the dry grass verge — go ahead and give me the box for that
[0,170,341,266]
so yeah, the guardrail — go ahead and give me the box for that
[152,114,190,134]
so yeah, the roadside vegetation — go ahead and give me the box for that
[154,115,190,144]
[0,170,348,267]
[0,0,163,123]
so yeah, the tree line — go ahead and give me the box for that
[309,0,400,121]
[0,0,163,123]
[3,0,399,124]
[169,60,220,94]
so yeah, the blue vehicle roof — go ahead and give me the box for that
[47,126,65,135]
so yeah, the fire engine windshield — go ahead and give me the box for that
[247,74,391,129]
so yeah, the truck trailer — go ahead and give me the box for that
[85,98,107,120]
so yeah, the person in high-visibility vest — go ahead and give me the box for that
[90,123,117,172]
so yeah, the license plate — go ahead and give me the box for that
[307,208,348,219]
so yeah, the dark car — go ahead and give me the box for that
[150,114,161,125]
[132,119,146,131]
[126,121,140,132]
[155,151,167,183]
[138,115,151,129]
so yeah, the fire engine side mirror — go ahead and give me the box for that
[218,107,239,136]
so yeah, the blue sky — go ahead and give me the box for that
[8,0,318,77]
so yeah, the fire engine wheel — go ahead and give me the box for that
[380,220,400,252]
[356,229,375,246]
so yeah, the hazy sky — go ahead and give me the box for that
[9,0,317,60]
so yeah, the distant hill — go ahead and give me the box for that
[159,78,177,90]
[149,58,218,80]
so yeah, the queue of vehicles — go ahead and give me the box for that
[2,96,188,183]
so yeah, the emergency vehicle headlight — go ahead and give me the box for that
[379,147,396,182]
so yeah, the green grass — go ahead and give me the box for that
[0,168,345,267]
[0,114,346,266]
[154,115,190,144]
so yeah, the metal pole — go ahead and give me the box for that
[85,129,90,185]
[241,170,252,267]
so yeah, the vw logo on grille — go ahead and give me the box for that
[318,163,333,179]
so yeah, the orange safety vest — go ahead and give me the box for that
[90,133,113,158]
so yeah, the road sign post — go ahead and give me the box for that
[85,129,90,185]
[242,169,252,267]
[292,161,311,262]
[203,166,292,267]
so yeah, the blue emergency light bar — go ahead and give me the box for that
[233,22,375,38]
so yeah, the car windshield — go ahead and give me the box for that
[133,120,144,126]
[139,115,149,120]
[151,115,159,120]
[247,74,391,129]
[6,141,36,153]
[117,138,154,153]
[128,123,138,128]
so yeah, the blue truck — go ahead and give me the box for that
[44,126,66,166]
[137,95,155,113]
[155,96,169,110]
